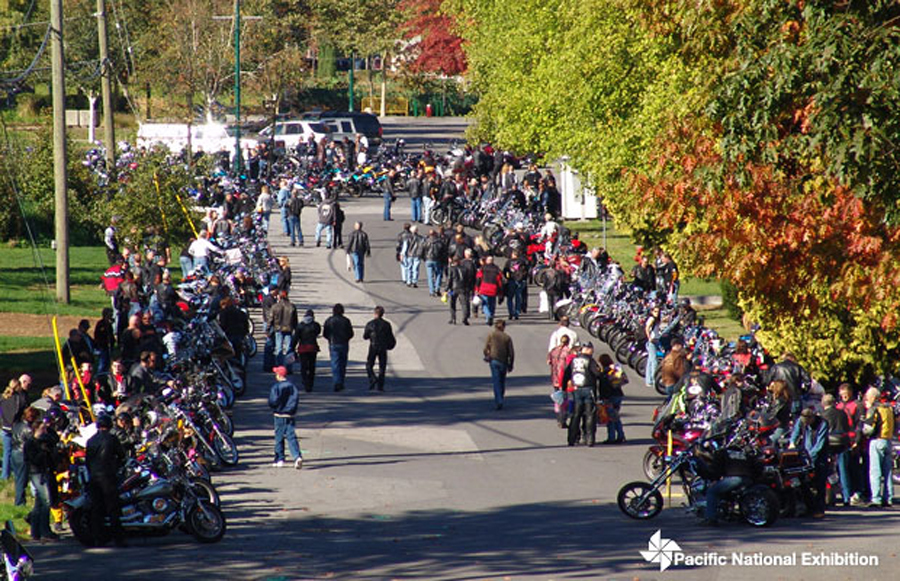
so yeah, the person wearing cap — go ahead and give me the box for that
[267,366,303,469]
[562,342,601,447]
[790,407,830,517]
[294,310,321,392]
[483,320,514,410]
[86,414,127,546]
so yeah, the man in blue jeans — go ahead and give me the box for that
[702,446,755,525]
[323,303,354,392]
[267,366,303,469]
[483,319,514,410]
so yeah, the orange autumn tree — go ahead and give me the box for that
[632,123,900,380]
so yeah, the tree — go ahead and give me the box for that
[401,0,466,76]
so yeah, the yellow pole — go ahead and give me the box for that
[70,356,95,424]
[153,173,170,235]
[172,184,199,238]
[666,429,673,506]
[50,316,71,400]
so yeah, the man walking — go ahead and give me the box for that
[363,306,396,392]
[408,168,424,223]
[323,303,354,392]
[383,168,397,221]
[287,187,305,247]
[346,222,371,283]
[483,320,514,410]
[562,342,600,447]
[267,366,303,469]
[423,230,445,297]
[396,223,412,285]
[267,291,297,370]
[476,256,504,325]
[403,225,424,288]
[316,196,336,249]
[503,250,528,320]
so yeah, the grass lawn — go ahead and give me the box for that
[0,479,31,542]
[0,246,109,317]
[0,336,59,390]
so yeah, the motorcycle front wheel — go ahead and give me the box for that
[617,481,663,520]
[189,478,222,507]
[187,501,226,543]
[213,430,239,466]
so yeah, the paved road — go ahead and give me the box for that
[31,119,900,580]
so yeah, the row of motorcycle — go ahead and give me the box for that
[50,216,276,552]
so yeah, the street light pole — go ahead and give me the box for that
[233,0,242,177]
[348,51,354,112]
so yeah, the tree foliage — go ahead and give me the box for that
[401,0,466,76]
[456,0,900,381]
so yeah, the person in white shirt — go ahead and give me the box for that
[548,316,578,352]
[188,230,220,274]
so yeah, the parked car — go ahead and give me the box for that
[254,120,331,152]
[300,111,383,146]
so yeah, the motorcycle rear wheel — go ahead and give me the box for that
[187,501,226,543]
[617,481,663,520]
[740,485,780,527]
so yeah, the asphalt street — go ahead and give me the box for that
[31,118,900,581]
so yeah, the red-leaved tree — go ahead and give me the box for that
[401,0,466,76]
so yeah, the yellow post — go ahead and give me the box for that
[666,429,673,506]
[171,181,199,238]
[153,173,170,235]
[70,356,95,424]
[50,316,71,400]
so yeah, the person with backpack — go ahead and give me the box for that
[268,366,303,469]
[287,188,305,247]
[363,306,396,392]
[315,196,336,249]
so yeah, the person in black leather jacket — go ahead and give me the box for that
[363,306,396,392]
[86,414,126,546]
[323,304,354,392]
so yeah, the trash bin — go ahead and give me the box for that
[425,103,433,118]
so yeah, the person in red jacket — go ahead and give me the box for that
[476,256,504,326]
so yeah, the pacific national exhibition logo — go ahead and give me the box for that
[640,530,682,572]
[638,528,881,572]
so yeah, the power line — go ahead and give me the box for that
[0,25,51,86]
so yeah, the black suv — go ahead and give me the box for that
[301,111,383,146]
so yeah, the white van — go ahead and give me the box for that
[137,122,248,154]
[254,120,331,151]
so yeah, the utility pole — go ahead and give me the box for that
[97,0,115,183]
[233,0,242,177]
[50,0,69,303]
[348,51,354,112]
